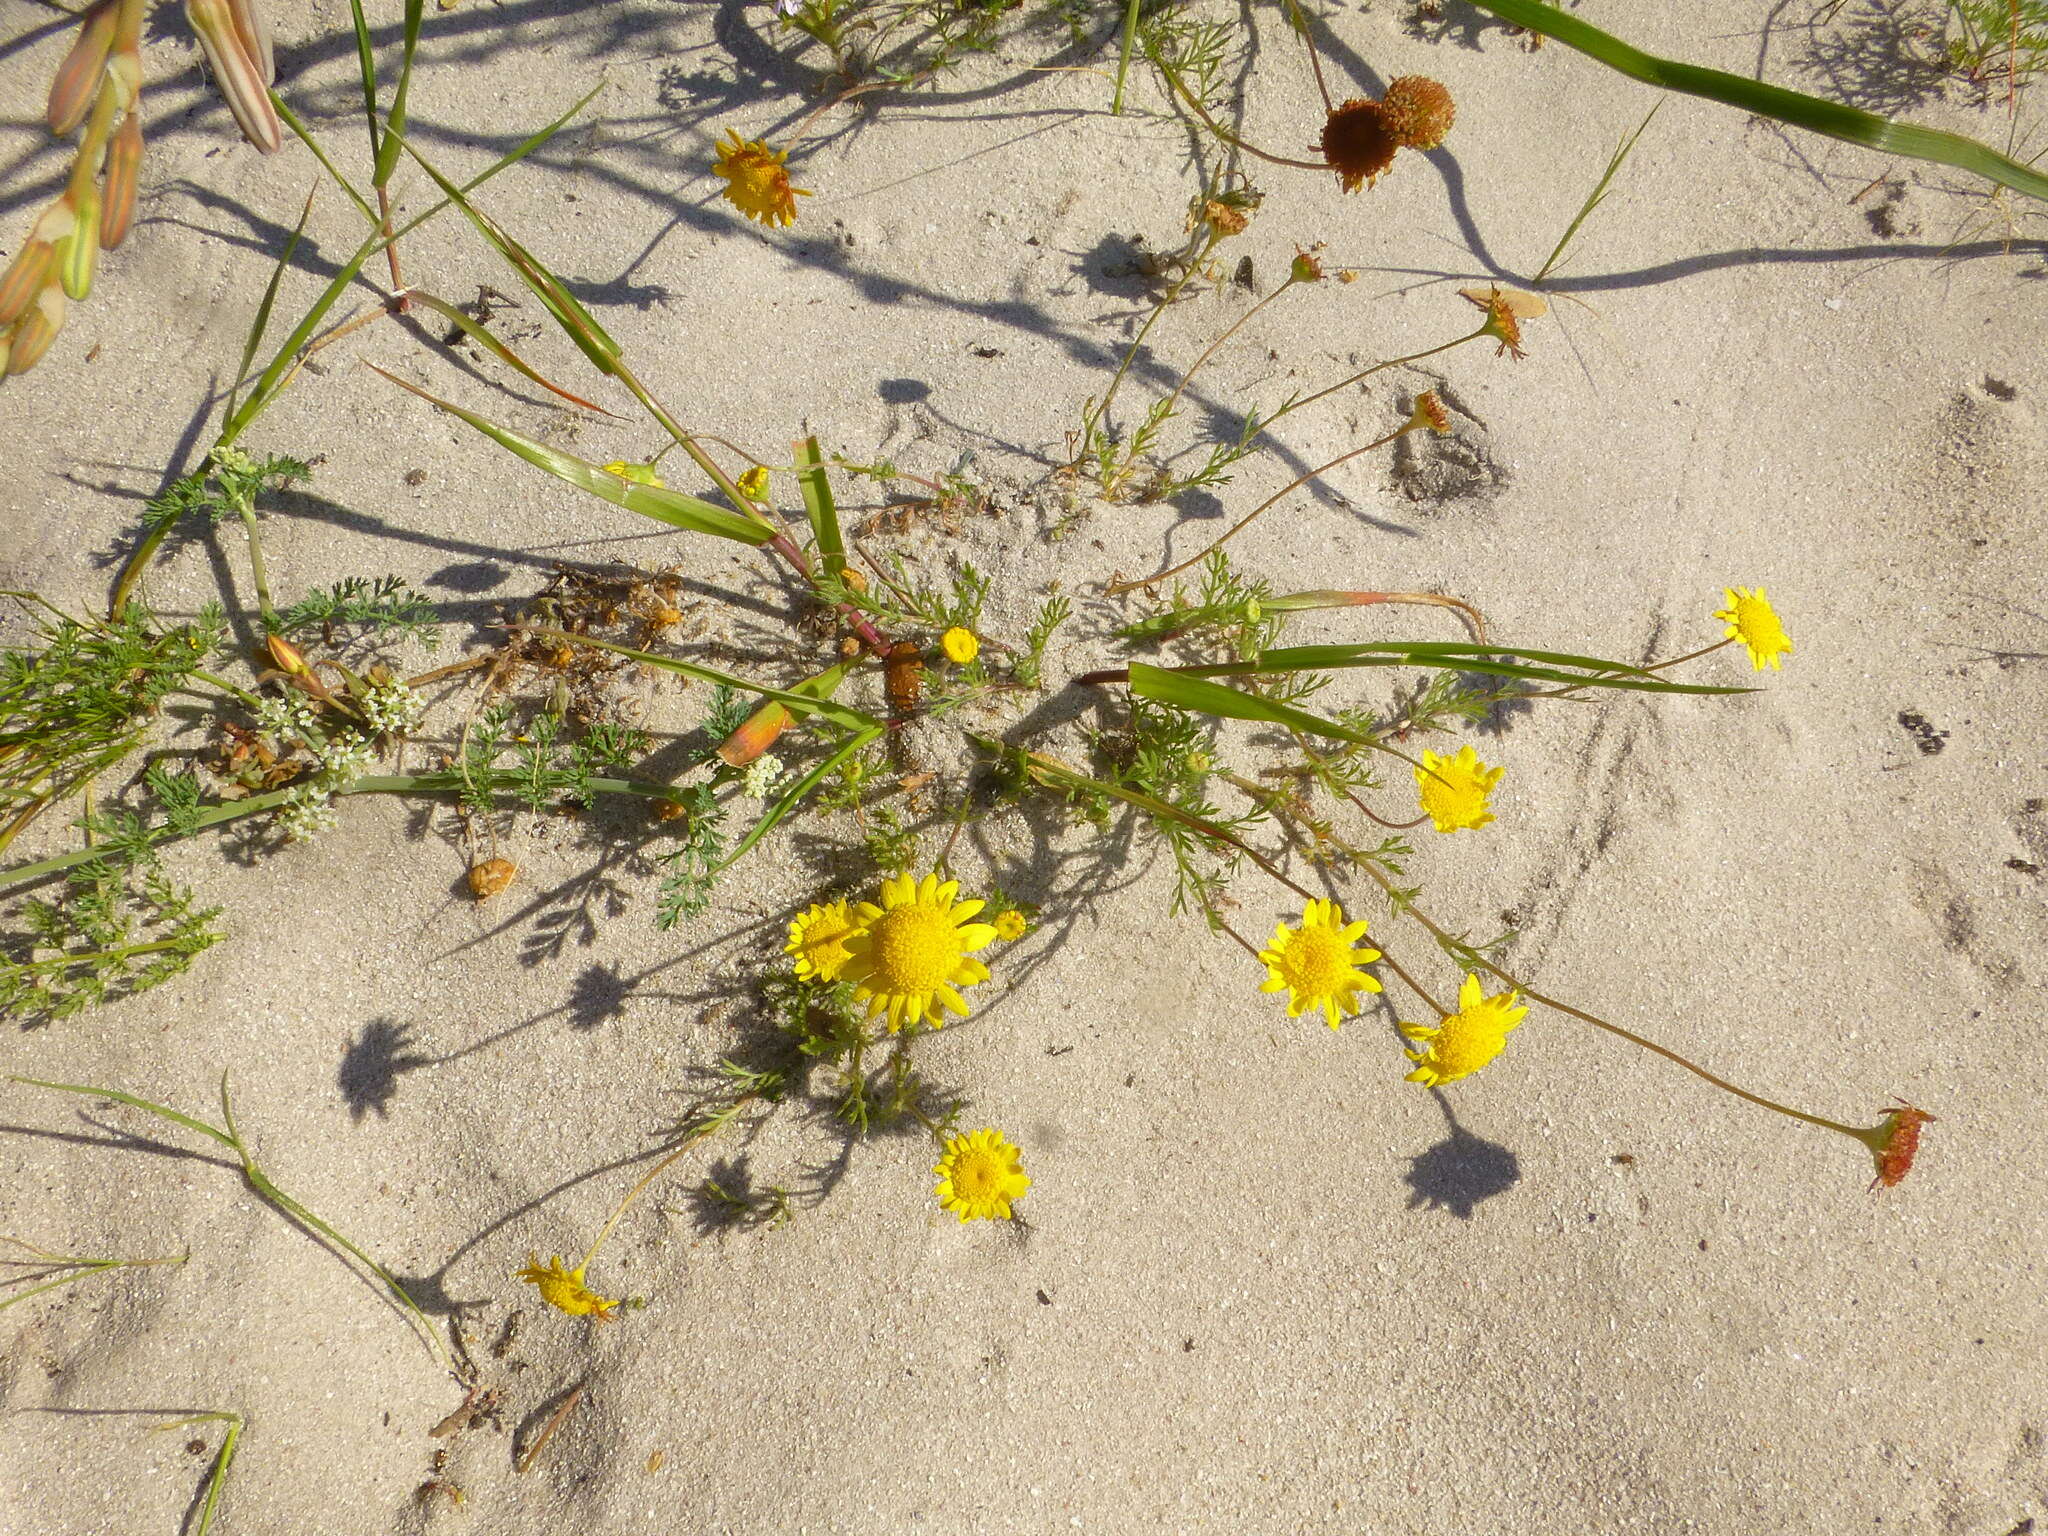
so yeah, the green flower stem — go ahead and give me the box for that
[1151,53,1329,173]
[1149,267,1310,433]
[1264,589,1490,645]
[1110,0,1142,114]
[577,1093,759,1272]
[1342,843,1871,1142]
[1107,417,1427,595]
[0,771,689,896]
[1081,228,1225,462]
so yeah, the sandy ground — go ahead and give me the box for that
[1,1,2045,1532]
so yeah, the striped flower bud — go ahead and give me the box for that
[47,0,118,135]
[100,110,142,249]
[5,283,68,377]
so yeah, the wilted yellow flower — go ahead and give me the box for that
[1259,898,1383,1029]
[1715,586,1792,671]
[840,872,997,1030]
[993,909,1028,941]
[940,627,980,665]
[934,1127,1031,1221]
[1377,76,1456,151]
[713,130,810,228]
[1320,98,1399,192]
[515,1254,619,1321]
[1414,744,1503,833]
[1401,973,1527,1087]
[787,898,861,983]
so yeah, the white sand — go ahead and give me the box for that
[2,3,2045,1532]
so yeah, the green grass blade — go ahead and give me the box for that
[718,723,884,873]
[154,1411,242,1536]
[8,1076,236,1148]
[1469,0,2048,203]
[224,184,316,428]
[400,290,619,415]
[1128,662,1380,746]
[367,367,772,545]
[347,0,382,166]
[374,0,426,189]
[793,436,845,580]
[0,1260,115,1314]
[534,628,884,732]
[384,123,623,376]
[272,94,377,225]
[1174,642,1748,696]
[1535,103,1659,284]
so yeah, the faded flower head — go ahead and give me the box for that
[1401,972,1528,1087]
[934,1127,1031,1222]
[1409,390,1450,434]
[1259,898,1383,1029]
[1862,1101,1935,1190]
[786,898,861,984]
[315,729,375,789]
[1715,586,1793,672]
[713,129,811,228]
[1414,743,1504,834]
[1188,191,1256,239]
[361,678,426,737]
[515,1254,619,1321]
[252,691,319,746]
[840,871,998,1031]
[1377,76,1456,150]
[993,909,1028,942]
[1320,98,1400,192]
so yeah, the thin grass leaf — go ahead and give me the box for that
[153,1411,241,1536]
[793,436,845,580]
[1470,0,2048,203]
[346,0,382,165]
[271,95,376,224]
[9,1075,236,1148]
[400,290,618,414]
[533,628,884,732]
[1166,642,1748,696]
[368,367,771,545]
[375,0,426,189]
[718,723,884,873]
[1535,103,1659,284]
[1128,662,1382,746]
[383,123,624,377]
[226,185,315,426]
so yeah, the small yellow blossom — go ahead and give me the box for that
[940,627,980,665]
[1259,898,1383,1029]
[934,1127,1031,1222]
[602,460,664,487]
[1400,973,1528,1087]
[993,909,1028,941]
[840,872,998,1030]
[713,129,810,228]
[735,466,771,502]
[1715,586,1792,672]
[1414,744,1504,834]
[787,899,862,984]
[515,1254,619,1321]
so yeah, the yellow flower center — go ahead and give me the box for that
[1428,1015,1502,1076]
[868,904,963,995]
[1731,596,1785,649]
[1277,924,1351,996]
[950,1148,1001,1201]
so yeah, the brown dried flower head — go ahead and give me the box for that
[1377,76,1456,151]
[1320,98,1399,193]
[1409,391,1450,434]
[467,858,518,901]
[1866,1101,1935,1190]
[1289,247,1325,283]
[1191,197,1249,238]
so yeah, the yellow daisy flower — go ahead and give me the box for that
[515,1254,619,1321]
[992,909,1028,942]
[934,1127,1030,1221]
[787,899,862,984]
[1400,973,1528,1087]
[1715,586,1792,671]
[712,130,811,228]
[840,872,998,1030]
[1258,898,1383,1029]
[940,626,980,665]
[1414,744,1504,834]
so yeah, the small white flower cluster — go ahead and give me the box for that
[278,782,338,843]
[740,753,785,800]
[316,730,375,790]
[361,678,427,737]
[252,691,319,746]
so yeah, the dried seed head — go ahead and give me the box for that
[1319,99,1400,193]
[1409,391,1450,434]
[1866,1102,1935,1190]
[652,796,688,821]
[1289,248,1325,283]
[1188,195,1251,239]
[468,858,517,901]
[1377,76,1456,151]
